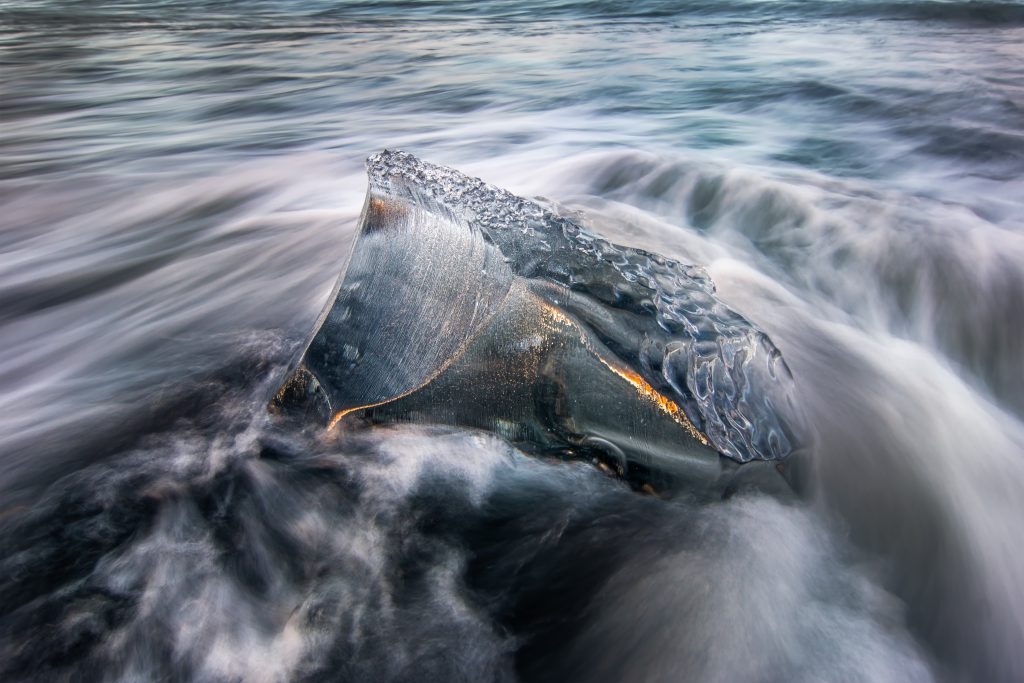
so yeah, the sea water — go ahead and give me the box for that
[1,2,1023,681]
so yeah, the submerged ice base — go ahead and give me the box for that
[274,151,807,495]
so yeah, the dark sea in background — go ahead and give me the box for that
[2,1,1024,681]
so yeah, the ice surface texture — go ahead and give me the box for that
[365,150,803,463]
[279,150,804,474]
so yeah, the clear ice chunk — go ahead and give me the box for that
[272,150,807,495]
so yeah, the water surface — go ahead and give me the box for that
[2,2,1023,681]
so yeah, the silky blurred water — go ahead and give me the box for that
[2,1,1023,681]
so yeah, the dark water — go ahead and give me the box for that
[2,1,1023,681]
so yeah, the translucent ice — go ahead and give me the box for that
[273,151,807,495]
